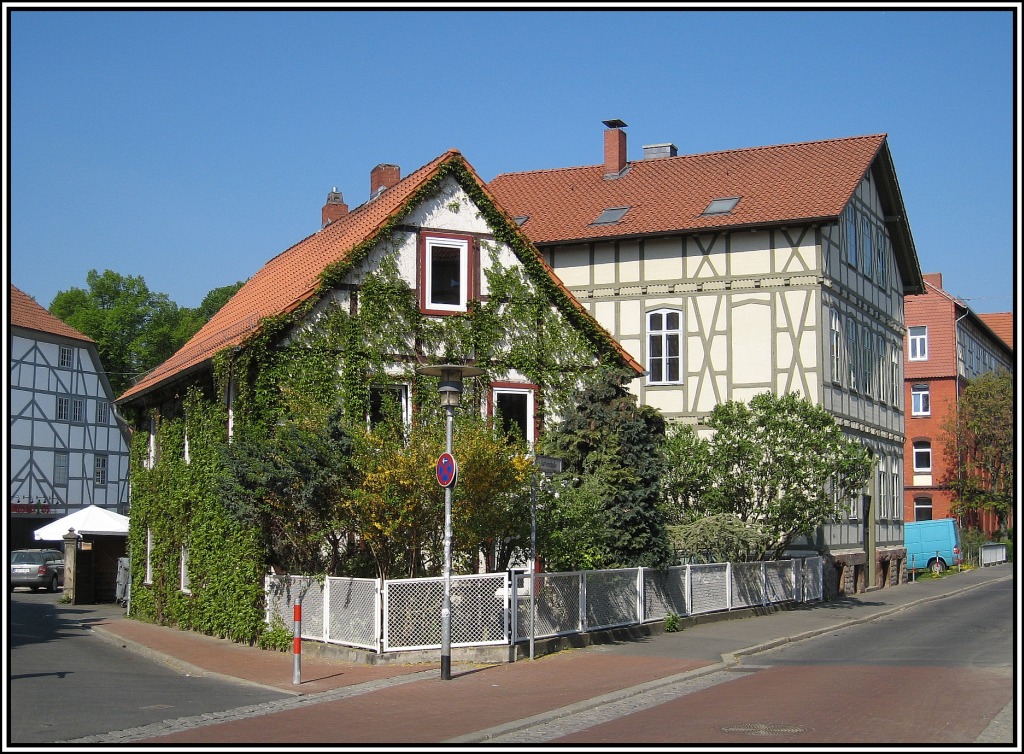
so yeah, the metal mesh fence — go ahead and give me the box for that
[265,575,325,641]
[765,560,797,603]
[802,557,823,601]
[585,569,639,630]
[326,577,380,651]
[268,558,819,653]
[383,574,508,651]
[689,563,730,615]
[384,576,443,651]
[642,567,687,621]
[515,572,583,640]
[730,562,765,608]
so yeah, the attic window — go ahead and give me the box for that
[591,206,630,225]
[702,197,740,216]
[514,216,529,226]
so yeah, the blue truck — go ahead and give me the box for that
[904,518,962,573]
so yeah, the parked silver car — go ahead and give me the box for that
[10,549,65,592]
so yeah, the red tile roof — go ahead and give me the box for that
[489,134,888,243]
[10,284,94,343]
[118,149,641,405]
[977,312,1014,351]
[492,132,924,296]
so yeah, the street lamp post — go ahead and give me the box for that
[415,363,483,680]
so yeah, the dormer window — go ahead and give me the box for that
[702,197,740,216]
[591,206,630,225]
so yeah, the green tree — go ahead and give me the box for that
[940,369,1014,536]
[50,269,184,394]
[49,270,244,395]
[540,366,672,569]
[450,413,532,573]
[665,391,873,560]
[219,407,358,576]
[176,281,246,339]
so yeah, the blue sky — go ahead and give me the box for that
[7,6,1019,314]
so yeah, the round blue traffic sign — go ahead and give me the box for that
[436,452,457,488]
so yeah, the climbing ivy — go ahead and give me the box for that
[128,388,268,643]
[127,161,633,643]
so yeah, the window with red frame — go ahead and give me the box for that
[420,233,473,314]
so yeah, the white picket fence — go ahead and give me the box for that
[265,557,823,655]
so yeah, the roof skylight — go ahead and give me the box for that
[591,206,630,225]
[702,197,741,216]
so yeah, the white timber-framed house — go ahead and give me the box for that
[9,284,131,548]
[489,121,926,595]
[115,149,643,598]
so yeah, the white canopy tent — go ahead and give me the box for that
[34,505,129,541]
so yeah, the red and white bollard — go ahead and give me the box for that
[292,598,301,685]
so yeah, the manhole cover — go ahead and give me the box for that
[721,722,809,736]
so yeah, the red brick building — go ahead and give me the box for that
[903,273,1013,534]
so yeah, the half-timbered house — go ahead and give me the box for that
[489,121,926,595]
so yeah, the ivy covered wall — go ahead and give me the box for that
[123,157,636,644]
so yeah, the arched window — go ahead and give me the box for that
[913,440,932,473]
[647,309,683,385]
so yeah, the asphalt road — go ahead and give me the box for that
[6,569,1016,746]
[491,577,1015,744]
[7,590,289,744]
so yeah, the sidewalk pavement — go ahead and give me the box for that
[63,563,1014,744]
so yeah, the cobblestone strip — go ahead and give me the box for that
[58,669,437,744]
[447,666,745,744]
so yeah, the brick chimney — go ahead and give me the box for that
[370,164,401,198]
[923,272,943,290]
[603,119,628,177]
[321,187,348,228]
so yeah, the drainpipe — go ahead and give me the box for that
[952,310,970,530]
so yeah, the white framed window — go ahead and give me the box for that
[911,383,930,416]
[861,217,873,278]
[226,377,236,442]
[874,229,887,289]
[860,327,874,397]
[145,415,157,469]
[891,457,901,521]
[96,400,110,424]
[845,320,859,391]
[845,207,858,267]
[59,345,74,368]
[491,386,536,446]
[94,454,108,486]
[875,335,886,402]
[890,344,901,408]
[71,398,85,423]
[647,309,683,384]
[913,441,932,473]
[830,309,843,384]
[180,545,191,594]
[145,529,153,584]
[54,452,69,487]
[369,384,410,429]
[56,396,70,421]
[908,326,928,361]
[914,496,933,522]
[877,457,888,519]
[420,233,472,314]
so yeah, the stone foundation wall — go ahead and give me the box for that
[823,547,907,599]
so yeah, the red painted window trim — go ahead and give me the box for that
[418,230,476,316]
